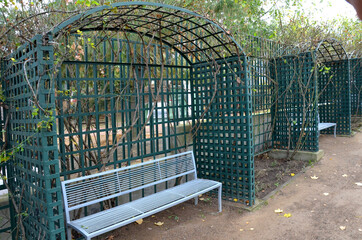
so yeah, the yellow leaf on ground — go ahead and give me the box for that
[136,219,143,225]
[311,175,319,180]
[339,226,346,230]
[355,182,362,186]
[239,229,244,231]
[323,193,329,196]
[199,197,205,201]
[290,173,295,176]
[233,198,238,202]
[154,222,164,226]
[283,213,292,218]
[274,208,283,213]
[250,228,254,231]
[342,174,348,177]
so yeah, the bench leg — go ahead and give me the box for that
[218,185,222,212]
[194,197,198,206]
[334,124,337,138]
[67,227,72,240]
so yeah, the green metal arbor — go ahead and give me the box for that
[271,39,351,152]
[0,2,357,239]
[1,2,254,239]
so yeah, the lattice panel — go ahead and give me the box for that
[350,58,362,116]
[318,59,351,135]
[56,51,192,181]
[2,35,65,239]
[249,57,273,155]
[271,53,319,152]
[192,56,255,206]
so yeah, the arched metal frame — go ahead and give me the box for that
[313,39,351,136]
[51,1,245,63]
[313,38,348,63]
[1,3,256,240]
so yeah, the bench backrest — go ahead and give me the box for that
[61,151,196,213]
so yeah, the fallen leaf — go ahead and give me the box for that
[342,174,348,177]
[355,182,362,186]
[358,229,362,232]
[250,228,254,231]
[284,213,292,218]
[290,173,295,177]
[339,226,346,230]
[274,208,283,213]
[233,198,238,202]
[323,193,329,196]
[199,198,205,201]
[239,229,244,231]
[154,222,164,226]
[311,175,319,180]
[136,219,143,225]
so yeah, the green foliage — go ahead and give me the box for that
[0,0,360,57]
[75,0,99,7]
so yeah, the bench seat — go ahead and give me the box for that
[318,123,336,138]
[70,179,220,237]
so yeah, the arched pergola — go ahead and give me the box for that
[271,38,350,153]
[313,39,351,137]
[2,2,255,239]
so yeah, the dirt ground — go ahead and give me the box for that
[254,153,310,199]
[99,131,362,240]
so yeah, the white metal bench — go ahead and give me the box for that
[61,151,222,240]
[318,114,336,138]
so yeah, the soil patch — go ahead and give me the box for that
[254,153,310,199]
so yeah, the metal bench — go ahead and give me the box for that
[61,151,222,240]
[318,114,336,138]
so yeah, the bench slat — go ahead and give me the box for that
[64,152,195,209]
[69,179,220,236]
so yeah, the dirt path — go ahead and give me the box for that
[105,132,362,240]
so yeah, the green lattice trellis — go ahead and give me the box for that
[2,3,258,239]
[2,35,65,239]
[318,59,351,135]
[271,52,319,152]
[4,4,354,240]
[350,58,362,116]
[192,56,255,205]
